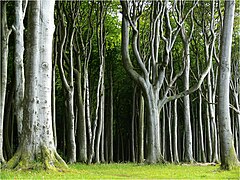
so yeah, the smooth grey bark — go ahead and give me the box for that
[75,67,87,163]
[58,7,76,163]
[211,68,219,163]
[181,39,194,163]
[0,1,12,165]
[91,2,106,163]
[73,30,88,163]
[100,81,105,163]
[13,0,28,140]
[131,85,137,162]
[167,101,173,163]
[52,26,58,148]
[73,3,94,163]
[7,0,67,169]
[162,105,166,159]
[198,91,207,162]
[138,94,145,163]
[121,0,200,164]
[173,99,179,163]
[109,64,114,162]
[218,0,239,170]
[85,71,92,157]
[180,12,194,163]
[206,104,213,162]
[121,1,165,164]
[230,59,240,160]
[202,2,218,162]
[88,39,103,163]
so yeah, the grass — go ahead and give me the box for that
[0,163,239,179]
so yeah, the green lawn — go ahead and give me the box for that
[0,163,239,179]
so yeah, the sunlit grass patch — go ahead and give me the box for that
[0,163,239,179]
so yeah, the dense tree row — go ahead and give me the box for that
[0,0,239,170]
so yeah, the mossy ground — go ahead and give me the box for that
[0,163,239,179]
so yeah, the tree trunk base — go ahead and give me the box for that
[0,158,6,168]
[5,146,67,170]
[146,154,166,164]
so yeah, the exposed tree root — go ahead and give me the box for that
[145,154,166,164]
[182,162,217,166]
[5,145,67,171]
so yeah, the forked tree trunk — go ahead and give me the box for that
[6,0,67,170]
[218,0,239,170]
[121,0,204,164]
[92,2,106,163]
[57,7,76,163]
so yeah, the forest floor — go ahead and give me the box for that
[0,163,239,179]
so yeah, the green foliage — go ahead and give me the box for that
[0,163,239,179]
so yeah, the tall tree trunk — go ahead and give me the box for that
[233,92,240,159]
[145,89,164,163]
[3,83,14,160]
[85,70,92,159]
[0,1,12,165]
[131,85,137,162]
[138,94,144,163]
[7,0,67,170]
[218,0,239,170]
[52,52,57,149]
[13,0,27,140]
[198,91,206,162]
[173,99,179,163]
[181,29,194,163]
[92,2,106,163]
[58,9,76,163]
[212,71,219,163]
[109,64,114,162]
[162,105,166,159]
[206,103,213,162]
[52,25,58,149]
[100,115,105,163]
[75,70,87,163]
[121,0,202,164]
[167,101,173,163]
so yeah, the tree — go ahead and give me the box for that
[218,0,239,170]
[1,0,239,168]
[57,1,77,163]
[120,0,211,164]
[180,7,195,163]
[13,0,28,141]
[6,0,67,169]
[88,1,107,163]
[0,1,12,165]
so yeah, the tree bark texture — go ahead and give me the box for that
[6,0,67,170]
[0,1,12,165]
[13,0,27,142]
[218,0,239,170]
